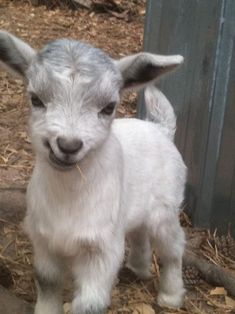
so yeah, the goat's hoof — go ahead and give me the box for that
[157,289,185,309]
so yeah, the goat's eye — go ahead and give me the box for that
[31,95,45,109]
[100,102,116,116]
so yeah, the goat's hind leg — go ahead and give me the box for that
[151,213,185,308]
[34,244,64,314]
[126,226,152,280]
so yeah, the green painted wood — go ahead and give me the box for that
[140,0,235,235]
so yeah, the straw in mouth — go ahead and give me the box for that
[76,163,87,181]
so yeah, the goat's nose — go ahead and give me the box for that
[57,137,83,154]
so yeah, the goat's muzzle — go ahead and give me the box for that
[44,140,77,171]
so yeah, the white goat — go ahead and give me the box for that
[0,31,186,314]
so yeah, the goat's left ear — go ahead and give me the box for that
[0,30,36,79]
[116,52,183,90]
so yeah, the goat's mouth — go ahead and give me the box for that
[48,148,77,171]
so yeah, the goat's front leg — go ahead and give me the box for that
[34,243,64,314]
[72,238,124,314]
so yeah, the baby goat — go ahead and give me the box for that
[0,31,186,314]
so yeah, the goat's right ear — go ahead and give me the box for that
[0,30,36,79]
[115,52,183,91]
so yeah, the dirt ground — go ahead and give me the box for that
[0,1,235,313]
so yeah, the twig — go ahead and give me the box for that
[184,250,235,297]
[153,251,160,278]
[196,287,229,310]
[186,298,204,314]
[1,239,15,255]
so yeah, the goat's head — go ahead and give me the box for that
[0,31,183,170]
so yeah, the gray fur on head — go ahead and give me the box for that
[0,30,183,169]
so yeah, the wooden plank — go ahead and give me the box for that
[140,0,222,217]
[141,0,235,234]
[206,0,235,235]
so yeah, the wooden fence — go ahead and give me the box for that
[139,0,235,236]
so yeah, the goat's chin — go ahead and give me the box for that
[48,159,76,171]
[47,150,77,172]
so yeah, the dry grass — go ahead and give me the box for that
[0,0,235,313]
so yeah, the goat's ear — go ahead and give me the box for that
[0,30,36,79]
[116,52,183,90]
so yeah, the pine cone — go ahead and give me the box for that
[216,235,235,258]
[183,265,202,286]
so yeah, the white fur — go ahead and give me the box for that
[145,86,176,140]
[0,31,186,314]
[25,117,186,312]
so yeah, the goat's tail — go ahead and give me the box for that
[144,85,176,141]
